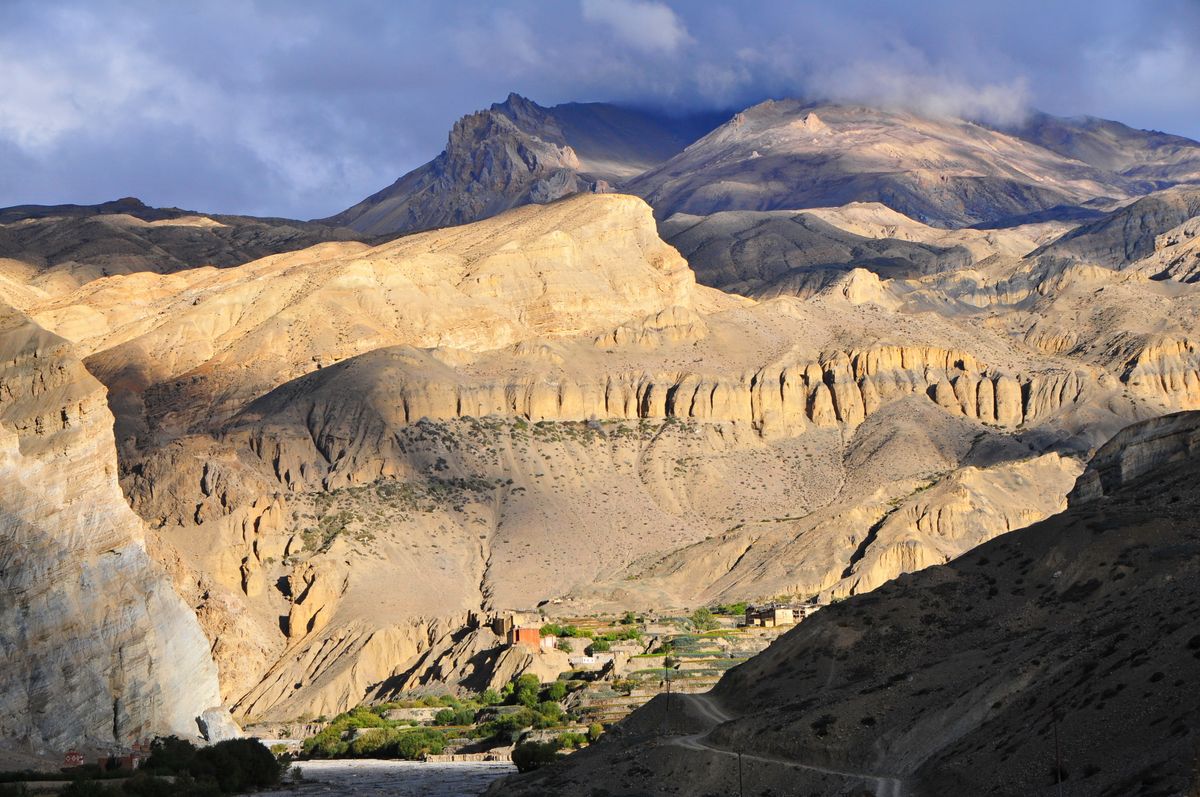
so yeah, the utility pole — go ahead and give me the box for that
[737,751,744,797]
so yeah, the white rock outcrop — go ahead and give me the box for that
[0,304,222,751]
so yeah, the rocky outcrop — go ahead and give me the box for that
[0,304,222,751]
[658,208,972,297]
[1032,185,1200,267]
[831,453,1082,599]
[1069,410,1200,503]
[0,198,364,295]
[286,561,348,640]
[325,94,724,236]
[1119,337,1200,406]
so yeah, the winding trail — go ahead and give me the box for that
[668,693,904,797]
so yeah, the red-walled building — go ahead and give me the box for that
[507,626,542,648]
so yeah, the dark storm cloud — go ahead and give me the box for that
[1,0,1198,218]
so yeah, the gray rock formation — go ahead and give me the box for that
[1032,185,1200,267]
[196,708,243,743]
[326,94,725,236]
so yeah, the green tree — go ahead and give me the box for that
[690,607,719,631]
[543,680,568,701]
[512,674,542,708]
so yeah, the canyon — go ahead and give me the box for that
[3,91,1200,782]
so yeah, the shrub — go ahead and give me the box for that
[190,738,282,793]
[142,736,198,774]
[512,740,560,773]
[587,722,604,742]
[479,689,502,706]
[556,638,572,653]
[557,732,587,749]
[586,640,611,655]
[620,612,637,625]
[390,729,446,760]
[690,608,719,631]
[714,602,748,616]
[475,708,539,744]
[543,681,568,702]
[433,707,475,726]
[511,674,542,708]
[122,773,220,797]
[534,702,565,726]
[540,624,592,639]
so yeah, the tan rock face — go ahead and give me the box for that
[0,304,221,750]
[1069,410,1200,503]
[26,194,700,440]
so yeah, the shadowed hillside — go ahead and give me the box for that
[493,411,1200,796]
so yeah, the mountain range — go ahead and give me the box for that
[2,90,1200,785]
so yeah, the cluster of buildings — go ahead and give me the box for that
[64,739,151,772]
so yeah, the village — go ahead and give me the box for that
[244,600,826,767]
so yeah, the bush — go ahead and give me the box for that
[511,674,542,708]
[556,638,573,653]
[586,640,611,655]
[390,729,446,760]
[475,709,538,744]
[587,722,604,742]
[619,612,638,625]
[540,624,592,639]
[713,602,748,617]
[123,773,221,797]
[512,740,559,773]
[557,732,587,749]
[347,727,447,759]
[534,702,564,726]
[690,608,719,631]
[142,736,198,774]
[543,681,568,702]
[480,689,502,706]
[191,738,282,793]
[433,707,475,726]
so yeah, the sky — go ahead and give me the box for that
[2,0,1199,219]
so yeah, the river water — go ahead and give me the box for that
[252,759,517,796]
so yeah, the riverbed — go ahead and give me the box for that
[253,759,517,796]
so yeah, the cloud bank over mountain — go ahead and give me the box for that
[1,0,1198,217]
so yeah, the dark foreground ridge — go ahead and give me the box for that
[492,411,1200,796]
